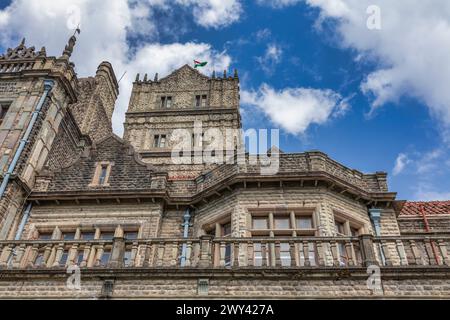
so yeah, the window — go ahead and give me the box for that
[124,250,132,267]
[296,217,313,229]
[100,232,115,240]
[153,134,167,148]
[253,218,268,230]
[90,162,113,187]
[60,250,69,266]
[192,133,204,147]
[124,231,138,240]
[80,232,96,241]
[62,232,76,241]
[76,251,84,265]
[335,221,346,236]
[38,233,52,240]
[280,243,291,267]
[100,250,111,266]
[274,218,290,230]
[195,95,207,108]
[0,103,9,125]
[99,165,108,185]
[160,96,172,108]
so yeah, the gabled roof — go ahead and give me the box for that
[158,64,210,82]
[399,201,450,216]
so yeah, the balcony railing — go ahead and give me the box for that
[0,235,449,270]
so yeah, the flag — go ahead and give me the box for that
[194,60,208,68]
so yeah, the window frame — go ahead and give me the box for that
[160,96,173,109]
[153,134,167,148]
[89,161,114,187]
[0,102,10,125]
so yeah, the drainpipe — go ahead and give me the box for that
[180,208,192,267]
[15,202,32,240]
[0,79,55,200]
[369,208,385,265]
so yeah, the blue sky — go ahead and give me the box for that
[1,0,449,201]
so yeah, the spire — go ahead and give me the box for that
[154,73,159,82]
[212,70,216,79]
[38,46,46,57]
[223,70,227,78]
[143,74,148,82]
[234,69,238,79]
[60,27,80,60]
[135,73,140,82]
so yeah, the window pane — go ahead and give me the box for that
[252,218,268,229]
[124,251,132,267]
[60,251,69,266]
[160,97,166,108]
[63,233,76,241]
[76,252,84,265]
[225,244,232,266]
[195,95,201,107]
[100,251,111,266]
[81,232,95,241]
[222,223,232,237]
[335,221,345,235]
[100,232,114,240]
[274,218,290,229]
[296,217,312,229]
[280,243,291,267]
[166,97,172,108]
[0,104,9,122]
[201,95,207,107]
[154,135,160,148]
[160,135,166,148]
[350,227,359,237]
[38,233,52,240]
[99,165,108,185]
[124,232,138,240]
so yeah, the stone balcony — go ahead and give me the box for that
[1,235,449,271]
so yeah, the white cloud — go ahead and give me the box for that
[256,43,283,74]
[242,84,349,135]
[393,153,410,176]
[301,0,450,131]
[414,189,450,202]
[0,0,233,136]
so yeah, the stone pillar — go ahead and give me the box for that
[198,235,214,268]
[360,235,379,267]
[109,225,125,268]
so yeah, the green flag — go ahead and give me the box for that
[194,60,208,68]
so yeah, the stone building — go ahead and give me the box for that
[0,36,449,299]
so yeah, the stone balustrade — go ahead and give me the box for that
[0,235,449,270]
[0,61,36,73]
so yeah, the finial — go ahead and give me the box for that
[20,38,26,46]
[234,69,238,78]
[223,70,227,78]
[154,73,159,82]
[212,71,216,79]
[144,74,148,82]
[61,28,80,59]
[38,46,46,57]
[135,73,140,82]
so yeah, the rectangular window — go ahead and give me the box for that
[100,232,115,240]
[161,96,172,108]
[124,250,132,267]
[80,232,96,241]
[153,135,167,148]
[76,251,84,265]
[124,232,138,240]
[195,95,207,108]
[100,250,111,266]
[335,221,346,236]
[60,250,69,266]
[0,103,9,125]
[221,223,232,237]
[38,233,52,240]
[63,232,76,241]
[280,243,291,267]
[274,218,290,230]
[296,217,313,229]
[252,218,268,230]
[99,165,108,185]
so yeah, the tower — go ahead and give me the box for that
[123,65,242,179]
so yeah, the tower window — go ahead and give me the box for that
[153,134,167,148]
[99,165,108,185]
[195,95,207,107]
[90,162,113,187]
[0,103,10,125]
[160,96,172,108]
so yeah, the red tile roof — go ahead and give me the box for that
[400,201,450,216]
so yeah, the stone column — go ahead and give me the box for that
[198,235,214,268]
[109,225,125,268]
